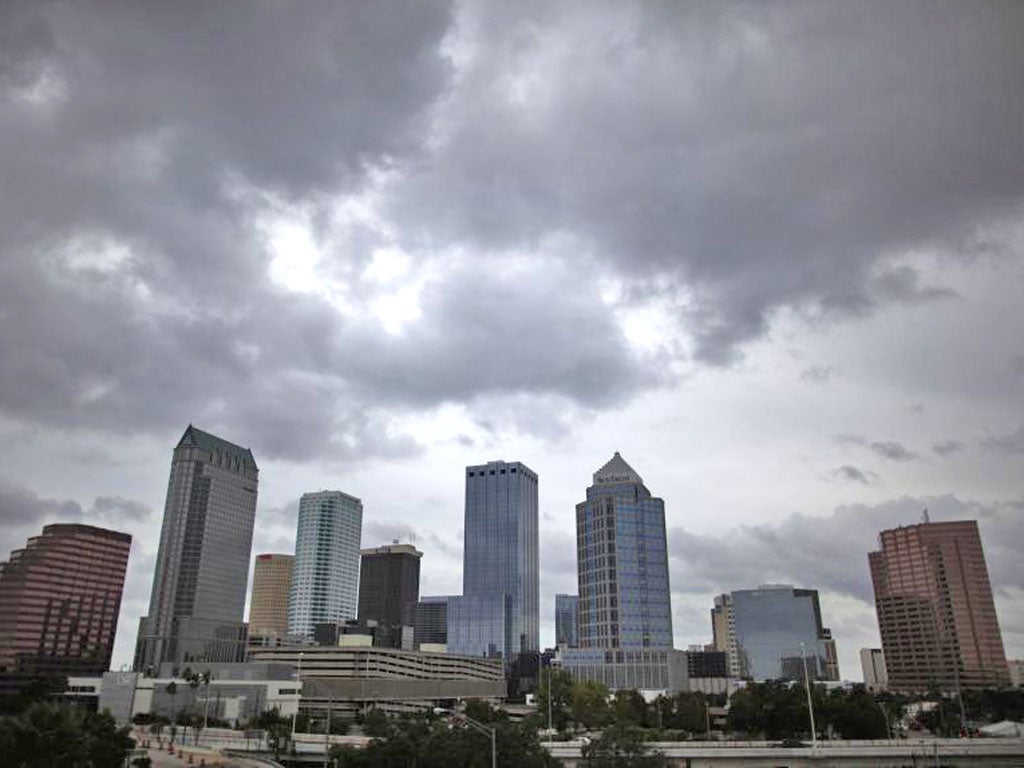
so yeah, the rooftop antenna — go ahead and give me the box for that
[922,508,930,524]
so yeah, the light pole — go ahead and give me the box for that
[202,672,213,730]
[800,642,818,749]
[546,666,553,732]
[290,651,305,744]
[434,708,496,768]
[323,696,332,768]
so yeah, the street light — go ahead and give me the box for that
[291,651,305,744]
[434,708,496,768]
[800,642,818,749]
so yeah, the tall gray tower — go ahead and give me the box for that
[447,460,539,668]
[134,426,258,671]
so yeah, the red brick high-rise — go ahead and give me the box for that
[869,520,1009,693]
[0,524,131,677]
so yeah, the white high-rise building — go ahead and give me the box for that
[287,491,363,638]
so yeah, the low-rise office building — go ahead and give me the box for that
[557,647,687,694]
[98,664,300,725]
[251,645,505,717]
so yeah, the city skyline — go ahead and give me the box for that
[0,1,1021,687]
[0,428,1019,686]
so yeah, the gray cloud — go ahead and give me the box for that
[669,494,1024,605]
[800,366,834,384]
[983,424,1024,455]
[870,440,919,462]
[933,440,965,457]
[834,465,876,485]
[392,1,1024,362]
[0,1,1020,463]
[0,476,155,560]
[836,434,919,462]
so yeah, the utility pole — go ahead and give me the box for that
[800,643,818,749]
[323,696,332,768]
[290,651,305,745]
[547,666,552,732]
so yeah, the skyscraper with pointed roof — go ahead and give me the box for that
[560,453,679,691]
[134,425,258,670]
[576,452,673,649]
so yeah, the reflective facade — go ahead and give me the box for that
[135,426,258,670]
[712,585,836,681]
[870,520,1009,692]
[576,453,672,650]
[448,460,539,663]
[413,596,449,648]
[287,490,363,638]
[0,524,131,677]
[555,594,579,647]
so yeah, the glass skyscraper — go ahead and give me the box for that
[135,426,258,670]
[447,460,539,665]
[555,594,579,647]
[576,453,672,650]
[711,585,838,681]
[287,490,363,638]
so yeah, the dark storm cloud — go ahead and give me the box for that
[668,495,1024,603]
[392,1,1024,362]
[0,476,154,561]
[1,1,1023,460]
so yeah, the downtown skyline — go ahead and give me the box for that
[0,1,1021,688]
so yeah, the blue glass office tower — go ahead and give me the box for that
[555,594,579,647]
[576,453,672,650]
[447,461,539,664]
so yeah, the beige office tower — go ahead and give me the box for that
[249,554,294,638]
[869,520,1009,693]
[860,648,888,692]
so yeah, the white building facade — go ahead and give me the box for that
[288,491,363,637]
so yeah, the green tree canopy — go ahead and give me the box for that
[581,724,668,768]
[572,681,611,730]
[0,702,134,768]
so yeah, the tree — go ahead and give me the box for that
[536,668,575,732]
[581,725,668,768]
[726,681,810,739]
[0,701,134,767]
[572,681,611,730]
[360,707,389,737]
[820,687,888,739]
[611,690,649,728]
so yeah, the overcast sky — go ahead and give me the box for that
[1,1,1022,682]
